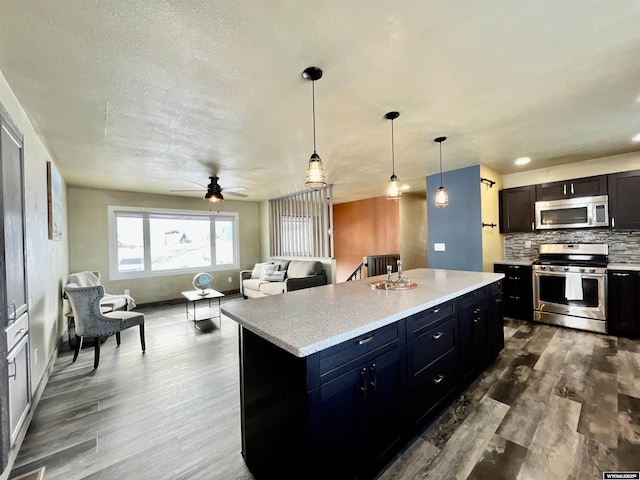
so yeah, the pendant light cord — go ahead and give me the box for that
[439,141,443,186]
[391,118,396,176]
[311,80,317,154]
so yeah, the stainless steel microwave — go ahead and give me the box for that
[534,195,609,230]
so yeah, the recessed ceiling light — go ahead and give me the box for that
[514,157,531,166]
[633,133,640,142]
[401,184,410,191]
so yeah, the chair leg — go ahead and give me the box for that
[116,331,121,346]
[73,336,83,363]
[139,323,146,352]
[93,337,101,369]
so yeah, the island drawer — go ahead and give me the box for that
[319,321,405,382]
[489,279,503,297]
[407,300,456,339]
[408,348,457,426]
[458,286,488,309]
[407,315,458,376]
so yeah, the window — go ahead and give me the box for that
[108,206,239,280]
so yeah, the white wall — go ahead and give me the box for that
[0,70,69,393]
[503,152,640,188]
[67,187,261,304]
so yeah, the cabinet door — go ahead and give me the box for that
[608,170,640,230]
[536,175,606,201]
[488,294,505,356]
[362,347,406,475]
[459,301,489,385]
[1,122,27,323]
[499,186,535,233]
[313,367,363,480]
[608,271,638,335]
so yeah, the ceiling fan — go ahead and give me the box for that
[171,176,248,203]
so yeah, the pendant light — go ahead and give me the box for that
[302,66,326,189]
[434,136,449,208]
[385,111,402,202]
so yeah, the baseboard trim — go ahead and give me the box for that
[137,289,241,309]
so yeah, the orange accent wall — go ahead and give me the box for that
[333,197,400,282]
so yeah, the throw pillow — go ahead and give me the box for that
[251,261,273,279]
[260,264,279,281]
[262,270,285,282]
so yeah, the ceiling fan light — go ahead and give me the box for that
[386,175,402,202]
[204,190,224,202]
[435,186,448,208]
[305,153,326,189]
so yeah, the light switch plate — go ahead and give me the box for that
[524,240,532,248]
[434,243,446,252]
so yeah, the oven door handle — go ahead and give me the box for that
[534,271,604,279]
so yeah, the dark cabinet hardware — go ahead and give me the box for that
[432,331,444,340]
[433,374,445,384]
[369,364,377,391]
[358,335,374,345]
[612,272,630,277]
[360,367,368,393]
[432,307,440,314]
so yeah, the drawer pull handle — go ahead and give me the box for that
[433,374,445,384]
[14,328,25,338]
[473,307,482,314]
[358,336,375,345]
[432,308,441,314]
[612,272,630,277]
[432,331,444,340]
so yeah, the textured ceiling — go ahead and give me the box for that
[1,1,640,203]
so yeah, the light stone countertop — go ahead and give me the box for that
[494,259,534,266]
[608,263,640,271]
[222,268,504,358]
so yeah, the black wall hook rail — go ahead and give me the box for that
[482,222,497,228]
[480,177,496,187]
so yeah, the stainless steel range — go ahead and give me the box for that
[533,243,608,334]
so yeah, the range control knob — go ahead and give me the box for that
[590,268,596,273]
[563,267,570,272]
[549,266,556,271]
[540,266,546,271]
[579,268,586,273]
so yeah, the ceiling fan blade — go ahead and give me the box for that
[170,189,204,192]
[225,191,248,198]
[221,186,248,192]
[190,181,207,188]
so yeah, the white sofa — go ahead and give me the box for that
[240,259,328,298]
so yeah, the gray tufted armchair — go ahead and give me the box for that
[64,283,146,369]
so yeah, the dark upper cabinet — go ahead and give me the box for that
[608,270,639,335]
[535,175,607,201]
[608,170,640,230]
[499,186,535,233]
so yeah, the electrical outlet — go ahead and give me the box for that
[124,289,130,296]
[434,243,446,252]
[524,240,532,248]
[34,348,38,366]
[227,276,232,283]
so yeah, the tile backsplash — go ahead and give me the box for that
[504,230,640,264]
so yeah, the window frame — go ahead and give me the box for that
[107,205,240,280]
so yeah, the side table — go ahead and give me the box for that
[181,289,225,330]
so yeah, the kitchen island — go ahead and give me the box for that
[222,268,505,480]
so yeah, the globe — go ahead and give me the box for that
[192,272,214,295]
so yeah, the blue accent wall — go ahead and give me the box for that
[427,165,482,271]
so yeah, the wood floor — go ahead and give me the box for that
[9,299,640,480]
